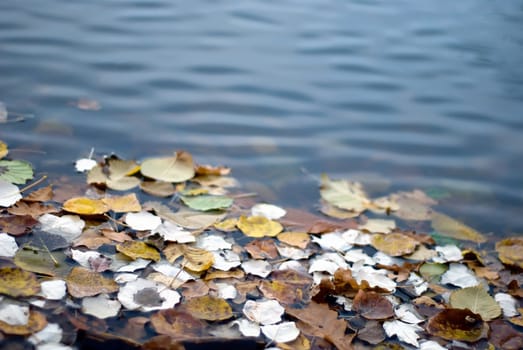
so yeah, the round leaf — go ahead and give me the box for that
[426,308,487,342]
[141,151,195,183]
[0,267,40,297]
[63,197,110,215]
[0,180,21,207]
[184,295,233,321]
[371,233,418,256]
[0,310,47,335]
[450,286,501,321]
[0,160,33,184]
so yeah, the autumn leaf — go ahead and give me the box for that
[181,194,233,211]
[181,245,214,273]
[102,193,142,213]
[431,211,486,243]
[320,174,369,214]
[352,289,394,320]
[426,308,487,342]
[0,267,40,297]
[0,310,47,335]
[66,266,119,298]
[0,215,38,235]
[0,180,22,207]
[140,180,176,197]
[150,309,207,340]
[449,286,501,321]
[14,248,70,277]
[495,237,523,268]
[8,201,58,218]
[237,215,283,238]
[371,233,418,256]
[63,197,110,215]
[0,140,7,159]
[183,295,233,321]
[195,164,231,176]
[24,185,53,202]
[245,239,279,259]
[141,151,195,183]
[277,231,310,249]
[116,241,161,262]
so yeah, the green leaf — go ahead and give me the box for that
[181,195,233,211]
[419,262,448,282]
[450,286,501,321]
[0,160,33,184]
[14,247,71,277]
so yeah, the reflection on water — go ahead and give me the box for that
[1,0,522,235]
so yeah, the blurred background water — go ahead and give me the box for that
[1,0,522,237]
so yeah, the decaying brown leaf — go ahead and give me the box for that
[66,266,119,298]
[151,309,207,340]
[0,215,38,235]
[352,289,394,320]
[426,308,487,342]
[260,269,312,306]
[24,185,54,202]
[245,239,279,259]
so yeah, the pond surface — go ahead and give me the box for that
[1,0,522,236]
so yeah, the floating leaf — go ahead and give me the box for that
[75,158,97,172]
[66,266,119,298]
[118,278,180,311]
[489,319,523,350]
[116,241,160,262]
[259,270,312,305]
[261,322,300,343]
[243,299,284,325]
[431,212,486,243]
[140,181,176,197]
[440,263,478,288]
[0,160,33,184]
[195,164,231,176]
[0,267,40,297]
[450,286,501,321]
[150,309,207,339]
[0,140,7,159]
[214,218,238,232]
[383,320,423,347]
[277,231,310,249]
[184,295,233,321]
[82,294,121,319]
[245,239,279,259]
[0,233,18,257]
[125,211,162,231]
[237,215,283,238]
[24,185,53,202]
[181,246,214,273]
[39,280,67,300]
[251,203,286,220]
[63,197,110,215]
[495,237,523,268]
[0,180,22,207]
[426,308,487,342]
[320,174,369,214]
[102,193,141,213]
[419,262,448,281]
[14,248,70,277]
[141,151,195,183]
[352,289,394,320]
[495,293,518,317]
[0,310,47,335]
[38,214,85,242]
[8,201,58,218]
[181,195,233,211]
[359,219,396,233]
[87,159,140,191]
[371,233,418,256]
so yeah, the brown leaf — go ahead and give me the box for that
[7,201,58,218]
[0,215,38,235]
[371,233,418,256]
[100,228,133,243]
[281,208,357,233]
[142,335,186,350]
[150,309,207,340]
[195,164,231,176]
[66,266,119,298]
[245,239,279,259]
[181,280,210,300]
[73,228,113,249]
[495,237,523,269]
[312,268,388,301]
[356,320,386,345]
[352,289,394,320]
[260,269,312,306]
[488,320,523,350]
[23,185,54,202]
[426,308,488,342]
[286,301,354,350]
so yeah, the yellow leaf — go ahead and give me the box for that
[277,231,310,249]
[371,233,418,256]
[63,197,109,215]
[0,267,40,297]
[182,246,214,273]
[237,215,283,238]
[319,174,370,214]
[431,212,486,243]
[141,151,195,183]
[102,193,142,213]
[108,158,140,178]
[0,140,7,159]
[495,237,523,269]
[0,310,47,335]
[66,266,119,298]
[214,218,238,232]
[116,241,161,261]
[184,295,233,321]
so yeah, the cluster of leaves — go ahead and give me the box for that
[0,140,522,350]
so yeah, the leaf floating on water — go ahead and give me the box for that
[118,278,180,312]
[426,308,487,342]
[495,237,523,269]
[150,309,207,339]
[181,194,233,212]
[116,241,161,262]
[319,174,370,214]
[431,211,486,243]
[450,286,501,321]
[14,249,70,277]
[261,322,300,344]
[359,219,396,234]
[0,267,40,297]
[24,185,53,202]
[0,233,18,257]
[0,140,8,159]
[141,151,195,183]
[184,295,233,321]
[371,233,418,256]
[181,245,214,273]
[195,164,231,176]
[251,203,286,220]
[140,180,176,197]
[243,299,284,325]
[0,160,33,184]
[8,201,58,218]
[237,215,283,238]
[125,211,162,231]
[66,266,119,298]
[38,214,85,242]
[102,193,141,213]
[383,320,424,347]
[87,159,141,191]
[352,289,394,320]
[0,180,22,207]
[277,231,310,249]
[0,310,47,335]
[82,294,121,319]
[63,197,110,215]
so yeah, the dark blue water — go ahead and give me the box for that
[1,0,522,236]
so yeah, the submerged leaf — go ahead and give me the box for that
[141,151,195,183]
[450,286,501,321]
[140,181,176,197]
[431,212,486,243]
[495,237,523,268]
[371,233,418,256]
[150,309,207,339]
[0,160,33,184]
[0,267,40,297]
[237,215,283,238]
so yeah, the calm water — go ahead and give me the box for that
[1,1,522,236]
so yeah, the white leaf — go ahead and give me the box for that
[394,304,424,324]
[243,299,284,325]
[344,249,375,265]
[308,252,348,275]
[70,249,103,269]
[82,294,121,319]
[407,272,428,296]
[29,323,63,345]
[39,280,66,300]
[0,180,22,207]
[419,340,447,350]
[312,232,352,252]
[38,214,85,242]
[342,229,372,245]
[0,302,29,326]
[372,251,404,266]
[276,245,311,260]
[125,211,161,231]
[352,265,396,291]
[383,320,423,347]
[152,220,195,243]
[213,250,242,271]
[440,263,478,288]
[242,260,272,278]
[116,258,151,272]
[277,260,308,274]
[151,262,195,282]
[0,233,18,257]
[114,273,139,284]
[433,245,462,263]
[251,203,286,220]
[75,158,97,173]
[117,278,180,312]
[495,293,519,317]
[196,234,232,251]
[261,322,300,343]
[232,318,260,337]
[335,296,352,311]
[215,283,237,300]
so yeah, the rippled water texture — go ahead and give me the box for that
[1,1,522,235]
